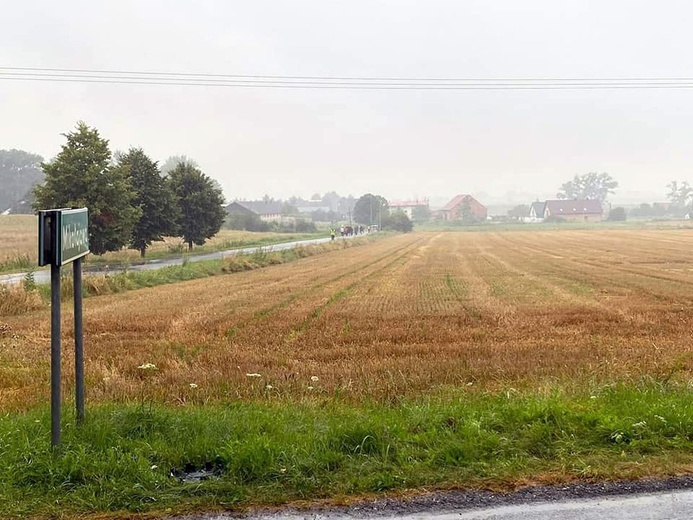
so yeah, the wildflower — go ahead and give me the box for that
[310,375,319,382]
[279,468,287,474]
[246,373,262,378]
[307,386,314,391]
[189,383,198,389]
[151,465,158,470]
[266,384,273,390]
[466,382,473,386]
[590,395,597,399]
[137,363,157,371]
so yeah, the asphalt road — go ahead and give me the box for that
[180,478,693,520]
[185,489,693,520]
[0,235,347,286]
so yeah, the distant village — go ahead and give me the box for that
[223,192,691,231]
[3,144,692,230]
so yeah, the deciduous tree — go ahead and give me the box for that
[557,172,618,203]
[507,204,530,220]
[353,193,388,225]
[383,210,413,232]
[0,149,44,212]
[114,148,180,257]
[666,180,692,210]
[33,122,141,255]
[168,163,226,251]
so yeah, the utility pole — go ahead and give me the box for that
[379,200,382,230]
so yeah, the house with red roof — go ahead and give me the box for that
[435,194,487,222]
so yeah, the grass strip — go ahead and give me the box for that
[2,383,693,518]
[1,237,377,316]
[83,233,326,268]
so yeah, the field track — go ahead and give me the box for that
[2,229,693,411]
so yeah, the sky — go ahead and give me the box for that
[1,0,692,206]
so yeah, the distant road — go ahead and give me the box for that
[0,235,352,286]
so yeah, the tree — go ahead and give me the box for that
[666,180,692,215]
[34,122,141,255]
[160,155,198,175]
[321,191,340,212]
[168,163,226,251]
[459,198,476,224]
[557,172,618,203]
[0,149,44,212]
[114,148,180,257]
[607,207,627,221]
[353,193,388,225]
[383,210,413,232]
[411,204,432,222]
[507,204,530,220]
[282,201,299,216]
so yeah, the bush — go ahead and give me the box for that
[295,219,317,233]
[383,211,413,232]
[226,213,270,232]
[608,207,627,221]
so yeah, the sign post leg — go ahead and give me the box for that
[74,257,85,424]
[50,263,61,448]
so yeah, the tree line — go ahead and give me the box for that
[33,122,226,256]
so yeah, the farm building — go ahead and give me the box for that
[435,194,487,221]
[226,200,284,222]
[543,199,603,222]
[388,199,429,219]
[526,201,547,222]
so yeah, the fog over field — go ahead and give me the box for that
[1,1,692,204]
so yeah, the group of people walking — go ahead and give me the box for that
[330,225,371,240]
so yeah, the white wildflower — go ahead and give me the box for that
[266,384,273,390]
[246,373,262,378]
[310,376,319,382]
[151,465,158,470]
[138,363,157,370]
[307,386,314,391]
[189,383,198,389]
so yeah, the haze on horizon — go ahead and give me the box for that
[1,0,691,205]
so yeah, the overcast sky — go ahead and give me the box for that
[1,0,692,205]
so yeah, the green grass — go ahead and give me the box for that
[415,219,693,232]
[0,232,326,275]
[0,254,34,275]
[2,383,693,518]
[83,232,325,267]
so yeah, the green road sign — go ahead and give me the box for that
[59,209,89,265]
[39,208,90,266]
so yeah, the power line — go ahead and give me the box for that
[2,66,693,82]
[2,66,693,90]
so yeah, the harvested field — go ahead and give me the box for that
[2,229,693,411]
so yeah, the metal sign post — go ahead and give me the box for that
[38,208,89,448]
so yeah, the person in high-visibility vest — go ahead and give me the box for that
[330,228,336,241]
